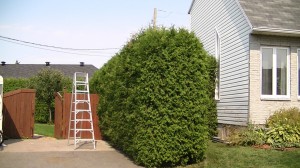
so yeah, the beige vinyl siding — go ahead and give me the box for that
[190,0,252,125]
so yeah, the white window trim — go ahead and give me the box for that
[260,46,290,100]
[215,28,220,100]
[297,48,300,100]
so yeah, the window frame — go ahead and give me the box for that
[215,28,220,100]
[260,46,290,100]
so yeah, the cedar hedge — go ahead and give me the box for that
[90,27,216,167]
[3,78,31,93]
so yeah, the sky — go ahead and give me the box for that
[0,0,191,68]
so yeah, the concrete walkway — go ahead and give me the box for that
[0,136,142,168]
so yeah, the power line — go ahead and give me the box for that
[0,38,114,57]
[157,9,187,16]
[0,35,120,51]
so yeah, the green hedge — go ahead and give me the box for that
[3,78,31,93]
[91,27,216,167]
[34,100,49,123]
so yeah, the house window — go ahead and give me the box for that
[261,47,290,99]
[215,29,220,100]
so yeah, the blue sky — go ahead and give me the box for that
[0,0,191,68]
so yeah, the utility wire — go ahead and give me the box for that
[0,38,114,57]
[0,35,120,51]
[157,9,187,15]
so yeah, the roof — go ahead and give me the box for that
[0,63,98,78]
[188,0,300,36]
[238,0,300,35]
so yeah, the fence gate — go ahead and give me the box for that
[3,89,36,138]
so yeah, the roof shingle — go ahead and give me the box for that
[238,0,300,31]
[0,64,98,78]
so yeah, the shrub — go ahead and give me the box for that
[267,107,300,128]
[90,27,216,167]
[266,107,300,148]
[226,125,266,146]
[227,107,300,148]
[3,78,31,93]
[34,100,49,123]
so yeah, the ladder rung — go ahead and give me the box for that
[75,100,90,103]
[70,119,92,122]
[68,137,81,139]
[70,128,93,131]
[76,90,89,93]
[76,109,91,111]
[75,111,91,114]
[73,93,89,95]
[75,139,95,142]
[75,129,94,131]
[75,81,87,84]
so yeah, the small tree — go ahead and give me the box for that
[31,68,66,123]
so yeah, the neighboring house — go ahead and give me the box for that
[189,0,300,137]
[0,61,98,78]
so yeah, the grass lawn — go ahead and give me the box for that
[183,142,300,168]
[34,123,54,137]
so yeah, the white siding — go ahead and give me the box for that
[190,0,252,125]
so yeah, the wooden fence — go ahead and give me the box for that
[54,92,101,140]
[3,89,35,138]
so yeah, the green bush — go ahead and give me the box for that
[266,107,300,148]
[34,100,49,123]
[91,27,216,167]
[226,125,266,146]
[227,107,300,148]
[3,78,31,93]
[267,107,300,128]
[206,56,218,136]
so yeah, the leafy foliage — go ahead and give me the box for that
[226,125,266,146]
[90,27,216,167]
[3,78,31,93]
[227,107,300,148]
[267,107,300,128]
[265,107,300,148]
[30,68,71,123]
[34,100,50,123]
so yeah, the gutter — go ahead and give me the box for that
[252,27,300,37]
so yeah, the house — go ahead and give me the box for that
[0,61,98,78]
[189,0,300,137]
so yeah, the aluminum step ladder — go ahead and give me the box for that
[68,72,96,149]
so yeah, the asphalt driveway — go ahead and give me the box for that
[0,136,141,168]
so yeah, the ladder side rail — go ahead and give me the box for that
[86,73,96,149]
[68,73,76,145]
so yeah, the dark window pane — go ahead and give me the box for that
[262,48,273,95]
[276,49,287,95]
